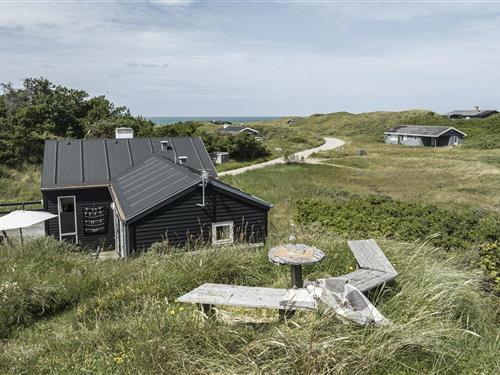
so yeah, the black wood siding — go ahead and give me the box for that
[43,188,115,250]
[131,185,268,251]
[437,130,465,146]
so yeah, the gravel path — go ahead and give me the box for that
[218,137,345,176]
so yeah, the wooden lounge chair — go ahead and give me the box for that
[177,239,398,324]
[331,239,398,292]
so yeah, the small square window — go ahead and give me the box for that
[212,222,234,245]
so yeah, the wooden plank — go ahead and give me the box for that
[354,273,397,292]
[348,239,397,275]
[330,268,396,293]
[177,283,316,310]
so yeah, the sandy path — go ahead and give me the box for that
[218,137,345,176]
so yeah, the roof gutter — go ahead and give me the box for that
[385,132,440,138]
[40,183,111,191]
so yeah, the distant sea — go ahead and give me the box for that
[146,116,281,125]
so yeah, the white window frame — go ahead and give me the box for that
[212,221,234,245]
[57,195,78,244]
[402,135,408,141]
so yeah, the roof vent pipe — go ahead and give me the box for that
[197,170,209,207]
[115,127,134,139]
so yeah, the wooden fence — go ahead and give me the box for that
[0,200,43,215]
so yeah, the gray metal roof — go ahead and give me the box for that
[218,126,259,134]
[41,137,216,189]
[445,110,497,117]
[112,155,272,222]
[111,154,201,221]
[384,125,466,137]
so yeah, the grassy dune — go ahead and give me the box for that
[312,141,500,212]
[287,110,500,148]
[0,166,41,204]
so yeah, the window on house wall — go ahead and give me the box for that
[402,135,408,141]
[212,222,234,245]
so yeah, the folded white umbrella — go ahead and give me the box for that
[0,210,57,230]
[0,210,57,244]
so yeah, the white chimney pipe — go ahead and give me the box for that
[115,127,134,139]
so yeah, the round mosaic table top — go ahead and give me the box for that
[268,243,325,266]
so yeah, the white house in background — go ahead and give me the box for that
[218,125,262,140]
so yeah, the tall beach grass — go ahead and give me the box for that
[0,235,498,374]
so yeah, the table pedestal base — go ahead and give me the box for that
[291,265,303,288]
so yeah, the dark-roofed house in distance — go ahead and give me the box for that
[41,128,272,258]
[218,124,262,140]
[445,106,498,120]
[384,125,466,147]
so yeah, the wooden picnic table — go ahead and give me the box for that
[268,243,325,288]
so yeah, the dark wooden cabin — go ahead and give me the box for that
[41,130,272,257]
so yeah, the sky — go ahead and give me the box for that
[1,1,500,116]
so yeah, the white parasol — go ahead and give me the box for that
[0,210,57,244]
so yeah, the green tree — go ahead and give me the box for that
[199,131,270,161]
[0,77,155,166]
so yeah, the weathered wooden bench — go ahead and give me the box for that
[177,283,317,312]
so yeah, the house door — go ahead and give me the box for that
[58,196,78,243]
[453,136,459,146]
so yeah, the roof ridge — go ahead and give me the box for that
[45,136,204,142]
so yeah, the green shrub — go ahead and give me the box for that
[201,131,271,161]
[296,194,500,291]
[296,195,500,251]
[472,242,500,293]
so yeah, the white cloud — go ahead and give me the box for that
[1,1,500,115]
